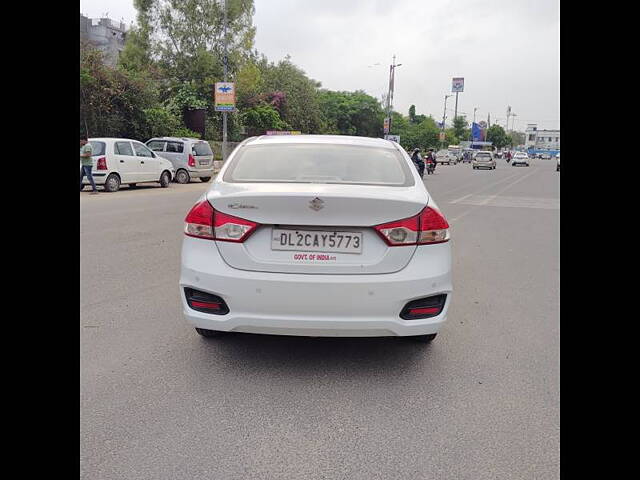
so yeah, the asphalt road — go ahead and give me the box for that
[80,158,560,479]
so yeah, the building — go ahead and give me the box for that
[525,124,560,151]
[80,14,127,67]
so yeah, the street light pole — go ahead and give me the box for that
[469,107,478,142]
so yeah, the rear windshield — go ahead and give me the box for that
[84,141,105,156]
[224,144,414,186]
[476,152,491,157]
[192,142,213,156]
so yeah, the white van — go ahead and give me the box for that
[81,138,175,192]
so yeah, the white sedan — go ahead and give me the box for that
[511,152,530,166]
[180,135,452,343]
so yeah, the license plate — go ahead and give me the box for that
[198,160,209,165]
[271,229,362,254]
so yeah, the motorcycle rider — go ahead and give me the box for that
[411,148,425,177]
[427,148,437,169]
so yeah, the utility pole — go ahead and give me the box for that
[454,91,459,123]
[385,55,402,135]
[222,0,228,161]
[442,94,452,150]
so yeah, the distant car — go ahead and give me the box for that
[472,151,496,170]
[556,153,560,171]
[80,138,174,192]
[436,149,457,165]
[146,137,215,184]
[511,152,530,167]
[494,151,503,159]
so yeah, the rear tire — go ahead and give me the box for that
[200,177,211,182]
[104,173,121,192]
[175,169,190,184]
[160,171,171,188]
[195,328,225,338]
[411,333,437,343]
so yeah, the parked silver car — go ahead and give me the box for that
[146,137,215,183]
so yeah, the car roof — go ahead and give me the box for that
[89,138,144,143]
[245,134,398,149]
[147,137,205,142]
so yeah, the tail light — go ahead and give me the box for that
[184,200,259,242]
[184,288,229,315]
[400,294,447,320]
[96,157,107,170]
[374,206,450,246]
[188,154,196,167]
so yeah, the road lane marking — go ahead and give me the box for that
[440,170,520,199]
[450,195,559,210]
[448,168,542,222]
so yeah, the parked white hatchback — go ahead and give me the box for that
[180,135,452,343]
[80,138,175,192]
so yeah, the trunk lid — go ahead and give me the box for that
[207,183,428,274]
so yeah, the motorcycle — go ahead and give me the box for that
[426,159,436,175]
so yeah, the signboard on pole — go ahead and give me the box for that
[214,82,235,112]
[452,77,464,93]
[439,132,446,141]
[384,134,400,143]
[383,117,390,134]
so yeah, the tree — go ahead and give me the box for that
[241,104,288,135]
[452,116,468,140]
[258,55,322,133]
[486,124,510,149]
[317,90,384,137]
[409,105,416,123]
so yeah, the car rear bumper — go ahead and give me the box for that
[188,168,214,178]
[180,237,452,337]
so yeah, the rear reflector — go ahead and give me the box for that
[190,301,222,310]
[400,294,447,320]
[374,206,449,246]
[408,307,440,316]
[96,157,107,170]
[184,288,229,315]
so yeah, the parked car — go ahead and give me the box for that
[436,149,457,165]
[472,151,496,170]
[180,135,452,343]
[146,137,215,184]
[556,153,560,171]
[511,152,530,167]
[80,138,174,192]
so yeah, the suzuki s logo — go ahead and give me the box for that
[309,197,324,211]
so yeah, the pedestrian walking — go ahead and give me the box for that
[80,137,98,194]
